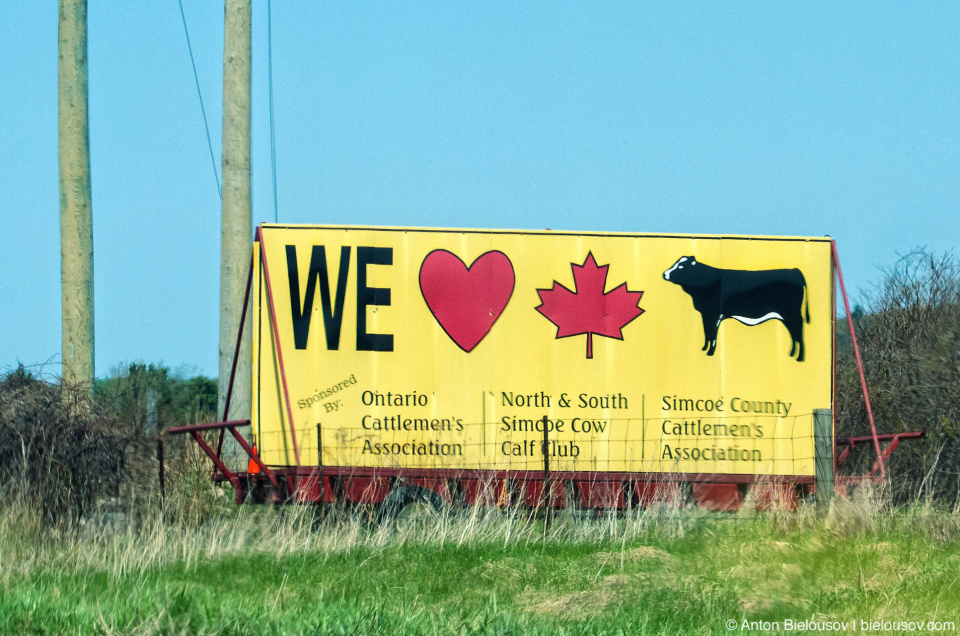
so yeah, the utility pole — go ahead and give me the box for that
[219,0,252,465]
[59,0,95,396]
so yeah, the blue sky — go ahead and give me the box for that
[1,2,957,379]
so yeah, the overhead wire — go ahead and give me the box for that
[177,0,221,199]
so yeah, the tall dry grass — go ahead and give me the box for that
[4,475,959,591]
[0,493,682,581]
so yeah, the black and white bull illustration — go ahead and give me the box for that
[663,256,810,361]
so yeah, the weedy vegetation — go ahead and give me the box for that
[1,478,959,635]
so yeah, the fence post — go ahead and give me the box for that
[542,415,552,528]
[814,409,834,507]
[316,424,324,509]
[157,437,166,515]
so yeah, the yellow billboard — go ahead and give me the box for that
[251,225,833,477]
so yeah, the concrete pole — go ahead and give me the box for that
[58,0,95,395]
[219,0,252,465]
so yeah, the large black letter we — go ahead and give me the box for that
[356,247,394,351]
[286,245,350,349]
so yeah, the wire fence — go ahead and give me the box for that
[252,412,817,479]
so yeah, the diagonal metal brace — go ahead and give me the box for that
[167,419,279,488]
[836,431,925,475]
[190,430,240,488]
[226,426,279,487]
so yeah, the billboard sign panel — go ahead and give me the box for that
[252,225,833,478]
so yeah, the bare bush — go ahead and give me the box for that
[0,367,133,523]
[836,250,960,505]
[0,363,230,528]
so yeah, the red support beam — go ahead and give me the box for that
[255,226,302,467]
[835,431,924,469]
[227,426,279,487]
[836,443,853,467]
[191,430,239,488]
[832,241,886,479]
[167,419,280,489]
[871,437,900,477]
[168,419,250,434]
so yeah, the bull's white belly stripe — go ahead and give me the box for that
[729,312,783,326]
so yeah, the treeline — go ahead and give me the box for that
[836,249,960,505]
[95,362,218,434]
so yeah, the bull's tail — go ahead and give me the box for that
[804,281,810,323]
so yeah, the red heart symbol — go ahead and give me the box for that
[419,250,515,352]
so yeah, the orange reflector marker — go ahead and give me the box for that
[248,444,261,474]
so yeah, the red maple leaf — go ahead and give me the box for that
[536,253,644,359]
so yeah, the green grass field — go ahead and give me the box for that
[1,494,958,635]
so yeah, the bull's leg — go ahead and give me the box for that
[783,314,804,362]
[700,313,713,351]
[702,315,719,356]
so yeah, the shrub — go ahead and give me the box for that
[0,364,221,526]
[0,367,131,523]
[836,250,960,505]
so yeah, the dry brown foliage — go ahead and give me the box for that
[836,249,960,505]
[0,368,133,523]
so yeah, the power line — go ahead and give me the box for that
[268,0,279,223]
[177,0,221,199]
